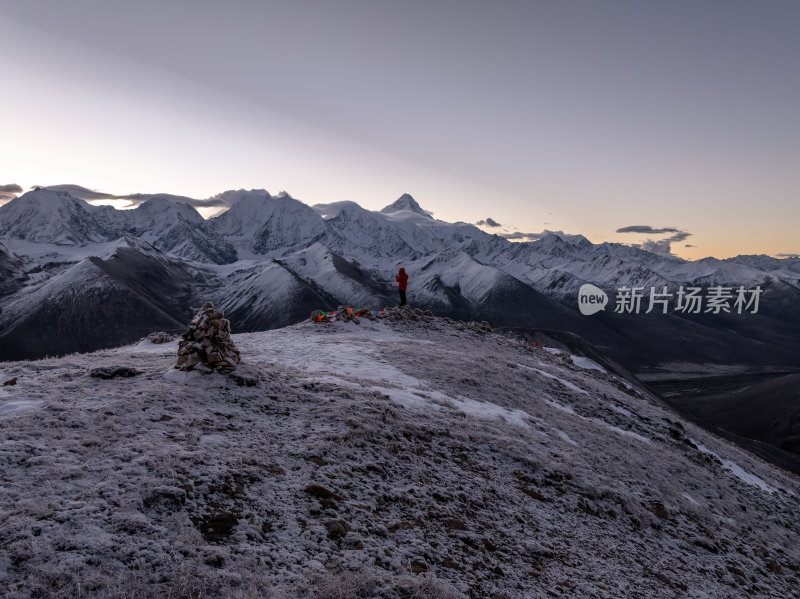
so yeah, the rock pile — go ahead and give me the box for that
[175,302,240,372]
[309,305,493,334]
[90,367,142,379]
[146,331,177,344]
[310,305,442,325]
[379,306,436,324]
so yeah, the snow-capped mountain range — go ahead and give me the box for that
[1,188,799,368]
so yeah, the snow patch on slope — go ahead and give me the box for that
[692,438,777,493]
[0,397,45,417]
[571,355,605,372]
[517,363,589,395]
[237,321,529,429]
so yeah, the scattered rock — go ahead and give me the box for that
[304,484,342,501]
[228,373,257,386]
[324,519,350,540]
[577,498,604,518]
[381,306,436,324]
[146,331,176,344]
[191,511,239,544]
[520,486,552,502]
[764,557,782,573]
[3,377,17,386]
[647,500,670,519]
[523,539,554,558]
[344,536,365,550]
[557,579,574,590]
[175,302,240,372]
[653,570,687,591]
[388,521,416,533]
[89,367,142,379]
[304,483,342,509]
[727,563,747,579]
[443,518,467,530]
[261,464,286,476]
[693,537,719,553]
[203,553,225,568]
[410,560,429,573]
[143,486,186,511]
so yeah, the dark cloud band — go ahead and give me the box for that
[616,225,681,234]
[502,231,540,240]
[615,224,692,256]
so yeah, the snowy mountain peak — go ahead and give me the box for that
[528,230,593,249]
[134,196,204,222]
[560,232,593,249]
[311,200,368,220]
[214,192,320,232]
[208,188,271,209]
[212,190,325,255]
[9,187,82,207]
[380,193,432,218]
[530,232,569,250]
[0,188,110,244]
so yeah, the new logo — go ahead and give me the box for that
[578,284,608,316]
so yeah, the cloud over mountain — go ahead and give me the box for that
[502,231,543,240]
[616,225,692,256]
[476,217,502,227]
[0,184,23,201]
[40,184,245,212]
[42,184,116,200]
[616,225,682,234]
[500,229,579,242]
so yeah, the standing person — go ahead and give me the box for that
[396,267,408,306]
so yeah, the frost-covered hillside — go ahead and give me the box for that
[1,311,798,598]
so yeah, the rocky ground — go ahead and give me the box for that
[0,308,798,598]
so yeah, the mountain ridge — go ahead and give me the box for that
[1,188,799,370]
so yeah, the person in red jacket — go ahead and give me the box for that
[396,267,408,306]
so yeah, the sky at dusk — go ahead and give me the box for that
[1,0,798,260]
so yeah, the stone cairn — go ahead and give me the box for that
[175,302,240,372]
